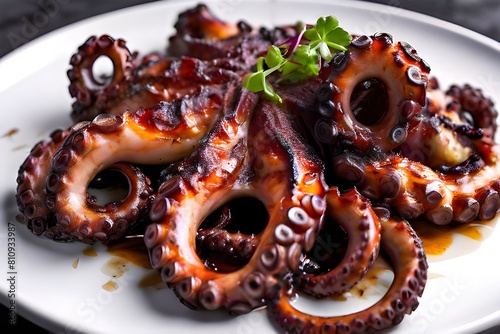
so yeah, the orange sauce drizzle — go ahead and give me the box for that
[102,280,119,292]
[96,219,487,293]
[72,257,80,269]
[82,247,98,257]
[101,257,129,278]
[347,260,392,299]
[2,128,18,137]
[139,271,163,288]
[323,258,392,301]
[410,219,482,255]
[12,144,29,151]
[107,238,152,269]
[106,238,162,288]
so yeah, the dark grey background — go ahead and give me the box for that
[1,0,499,333]
[0,0,499,58]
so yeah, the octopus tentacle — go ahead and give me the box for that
[42,78,231,240]
[297,186,381,298]
[311,34,430,153]
[196,204,261,265]
[196,228,260,266]
[334,77,500,225]
[68,40,241,125]
[447,82,498,139]
[400,81,488,170]
[145,90,261,311]
[167,4,247,60]
[15,125,153,242]
[16,129,72,240]
[67,34,138,122]
[145,95,327,312]
[53,162,152,243]
[270,214,428,334]
[166,4,296,73]
[350,146,500,224]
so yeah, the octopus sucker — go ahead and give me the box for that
[68,34,138,122]
[196,197,266,267]
[349,144,500,225]
[309,33,430,153]
[297,187,381,298]
[69,41,243,124]
[14,4,500,333]
[26,67,234,242]
[145,94,327,312]
[269,215,428,334]
[16,128,72,240]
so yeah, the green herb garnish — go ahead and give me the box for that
[243,15,351,102]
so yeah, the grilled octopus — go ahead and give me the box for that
[15,4,499,333]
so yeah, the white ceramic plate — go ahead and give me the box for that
[1,0,500,333]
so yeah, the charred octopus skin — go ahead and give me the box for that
[166,4,297,72]
[166,3,247,60]
[13,4,500,334]
[145,93,327,312]
[17,55,240,243]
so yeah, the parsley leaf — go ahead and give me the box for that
[280,44,319,82]
[305,16,351,61]
[242,46,286,102]
[243,15,351,102]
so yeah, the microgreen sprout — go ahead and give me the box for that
[243,15,351,102]
[304,15,351,61]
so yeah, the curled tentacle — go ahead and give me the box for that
[352,147,500,224]
[311,33,430,153]
[447,82,498,139]
[68,43,239,124]
[42,77,232,241]
[145,90,262,311]
[297,186,381,298]
[400,80,491,170]
[16,125,153,243]
[52,162,152,243]
[355,80,500,225]
[270,215,428,334]
[145,94,327,312]
[167,4,246,60]
[67,34,138,122]
[196,204,262,266]
[16,129,72,241]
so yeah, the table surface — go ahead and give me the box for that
[1,0,499,333]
